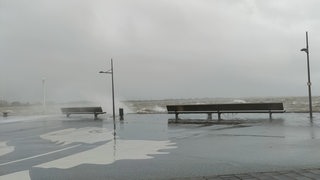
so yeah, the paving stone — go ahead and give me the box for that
[260,172,282,179]
[272,174,295,180]
[294,177,313,180]
[299,172,320,179]
[234,173,257,179]
[169,168,320,180]
[279,171,311,179]
[207,177,223,180]
[307,169,320,175]
[217,175,240,180]
[245,172,277,180]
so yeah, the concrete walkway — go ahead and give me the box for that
[172,168,320,180]
[2,114,320,179]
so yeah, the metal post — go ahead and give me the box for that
[42,78,46,113]
[111,59,116,134]
[301,31,313,119]
[175,112,179,123]
[269,111,272,119]
[119,108,124,120]
[218,112,221,121]
[99,59,116,136]
[306,32,313,119]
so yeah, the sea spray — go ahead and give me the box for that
[123,96,320,113]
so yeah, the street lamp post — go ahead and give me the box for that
[42,78,46,113]
[301,31,313,119]
[100,59,116,136]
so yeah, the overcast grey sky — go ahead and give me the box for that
[1,0,320,103]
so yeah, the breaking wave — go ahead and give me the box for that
[232,99,247,103]
[123,96,320,114]
[136,106,166,114]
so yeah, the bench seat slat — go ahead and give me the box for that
[167,103,285,121]
[168,110,286,114]
[62,112,106,114]
[61,107,106,120]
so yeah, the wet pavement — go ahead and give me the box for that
[1,113,320,179]
[170,168,320,179]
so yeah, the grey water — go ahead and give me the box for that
[124,96,320,114]
[1,96,319,115]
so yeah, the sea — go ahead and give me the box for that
[124,96,320,114]
[1,96,320,116]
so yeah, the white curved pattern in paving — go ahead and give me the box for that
[40,127,114,145]
[0,142,29,180]
[37,127,176,169]
[0,171,30,180]
[0,141,14,156]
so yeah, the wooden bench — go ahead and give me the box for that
[167,103,285,121]
[61,107,106,120]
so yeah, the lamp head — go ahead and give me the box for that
[99,70,112,74]
[301,48,308,53]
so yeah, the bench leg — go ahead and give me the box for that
[66,114,70,118]
[94,113,98,120]
[175,113,179,123]
[218,112,221,121]
[207,113,212,121]
[269,112,272,119]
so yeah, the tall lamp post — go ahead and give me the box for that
[99,59,116,136]
[42,78,46,113]
[301,31,313,119]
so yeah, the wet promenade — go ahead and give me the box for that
[1,113,320,179]
[172,168,320,179]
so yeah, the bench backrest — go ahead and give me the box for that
[167,103,284,112]
[61,107,103,113]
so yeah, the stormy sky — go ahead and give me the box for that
[1,0,320,103]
